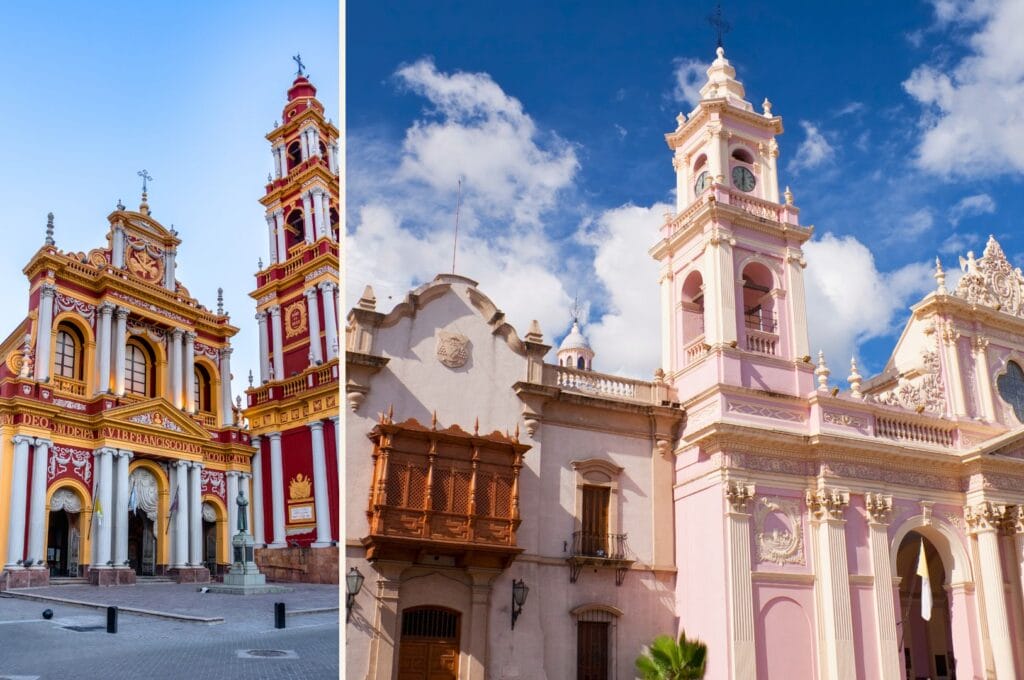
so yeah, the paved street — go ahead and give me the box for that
[0,585,339,679]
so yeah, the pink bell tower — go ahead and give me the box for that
[651,47,815,401]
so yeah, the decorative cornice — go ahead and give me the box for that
[964,501,1008,534]
[864,492,893,525]
[725,480,755,513]
[805,487,850,521]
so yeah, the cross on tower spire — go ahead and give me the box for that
[707,1,731,49]
[137,169,152,194]
[292,53,306,77]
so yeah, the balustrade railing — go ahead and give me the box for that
[875,415,955,448]
[570,531,630,560]
[52,376,86,397]
[684,336,707,366]
[745,329,778,356]
[544,364,652,402]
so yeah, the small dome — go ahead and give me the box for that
[559,321,591,352]
[287,75,317,102]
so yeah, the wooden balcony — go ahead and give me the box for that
[363,411,529,570]
[567,531,635,586]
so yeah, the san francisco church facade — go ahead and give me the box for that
[0,70,339,590]
[346,48,1024,680]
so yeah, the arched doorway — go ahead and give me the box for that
[127,467,159,576]
[897,532,954,680]
[397,606,460,680]
[46,488,83,577]
[202,502,219,575]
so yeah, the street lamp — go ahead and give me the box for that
[511,579,529,629]
[346,567,365,623]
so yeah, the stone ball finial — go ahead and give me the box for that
[815,350,831,392]
[784,186,794,206]
[762,98,773,117]
[716,46,725,59]
[934,257,947,293]
[848,357,863,399]
[217,287,224,315]
[44,212,55,246]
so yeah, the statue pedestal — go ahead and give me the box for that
[206,532,291,595]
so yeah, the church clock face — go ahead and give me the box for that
[694,171,711,195]
[732,166,756,192]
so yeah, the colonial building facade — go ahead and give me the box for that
[244,71,340,583]
[0,195,254,588]
[347,48,1024,680]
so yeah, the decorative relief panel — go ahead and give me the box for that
[128,412,183,433]
[200,469,226,501]
[726,401,805,422]
[822,411,866,428]
[128,467,159,522]
[47,446,92,486]
[50,488,82,513]
[754,496,805,565]
[55,293,96,323]
[955,236,1024,315]
[283,300,308,338]
[873,334,945,414]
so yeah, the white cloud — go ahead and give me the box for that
[788,121,835,172]
[347,59,579,338]
[940,231,980,254]
[804,233,935,374]
[577,204,669,378]
[614,123,628,139]
[394,58,578,226]
[835,101,865,117]
[671,58,708,108]
[902,208,934,237]
[903,0,1024,177]
[948,193,995,224]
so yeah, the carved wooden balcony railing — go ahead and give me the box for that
[567,530,635,586]
[364,412,529,570]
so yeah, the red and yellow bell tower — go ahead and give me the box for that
[244,64,339,581]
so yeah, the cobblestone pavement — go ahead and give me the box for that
[0,590,339,679]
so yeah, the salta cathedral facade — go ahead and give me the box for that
[0,72,339,590]
[346,49,1024,680]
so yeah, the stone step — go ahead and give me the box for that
[48,577,88,586]
[136,577,175,585]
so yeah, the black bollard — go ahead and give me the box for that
[42,608,53,620]
[274,601,286,629]
[106,606,118,634]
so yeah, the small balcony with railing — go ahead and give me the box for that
[363,411,529,570]
[567,530,635,586]
[744,310,779,356]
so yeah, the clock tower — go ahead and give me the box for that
[651,47,815,401]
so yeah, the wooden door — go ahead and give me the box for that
[397,608,460,680]
[581,486,610,556]
[577,621,609,680]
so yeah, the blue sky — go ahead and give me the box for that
[347,0,1024,380]
[0,1,338,401]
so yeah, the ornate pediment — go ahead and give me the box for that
[102,398,212,440]
[954,236,1024,316]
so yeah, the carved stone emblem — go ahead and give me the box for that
[754,496,804,565]
[436,331,471,369]
[289,473,312,501]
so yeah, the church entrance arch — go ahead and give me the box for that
[46,488,83,577]
[126,467,159,576]
[896,531,955,680]
[397,606,460,680]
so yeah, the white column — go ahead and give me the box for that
[273,146,283,178]
[226,471,239,538]
[330,416,340,474]
[112,226,125,268]
[188,463,202,566]
[92,447,114,567]
[268,433,286,548]
[256,312,270,382]
[34,284,56,381]
[184,332,196,413]
[659,271,673,372]
[5,436,32,567]
[25,438,52,566]
[173,460,189,568]
[299,128,309,160]
[170,328,183,408]
[113,450,132,567]
[319,282,339,360]
[309,421,332,547]
[941,324,967,417]
[269,306,284,381]
[163,249,176,289]
[807,488,855,680]
[274,209,287,261]
[311,127,321,156]
[724,482,756,679]
[250,437,265,545]
[113,307,128,396]
[966,502,1017,679]
[219,347,233,427]
[306,288,323,365]
[265,214,278,264]
[301,191,314,243]
[312,188,325,239]
[785,248,811,360]
[974,337,996,421]
[865,494,900,680]
[327,142,337,174]
[766,140,780,203]
[95,302,113,394]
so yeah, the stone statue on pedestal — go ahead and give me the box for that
[236,490,248,534]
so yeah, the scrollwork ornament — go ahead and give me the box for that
[754,496,804,565]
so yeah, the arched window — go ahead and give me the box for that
[285,209,305,251]
[54,325,84,381]
[577,356,586,370]
[194,365,212,413]
[731,147,754,164]
[680,270,706,363]
[125,341,154,397]
[286,141,302,171]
